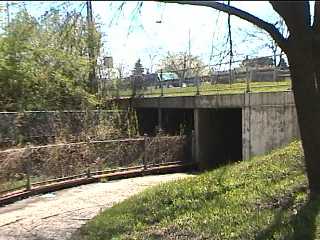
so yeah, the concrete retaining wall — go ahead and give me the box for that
[243,104,300,160]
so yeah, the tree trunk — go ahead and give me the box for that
[287,43,320,198]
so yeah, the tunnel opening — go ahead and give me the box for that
[136,108,159,136]
[197,108,242,169]
[136,108,194,163]
[136,108,194,136]
[161,108,194,135]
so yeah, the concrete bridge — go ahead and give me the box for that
[115,91,299,169]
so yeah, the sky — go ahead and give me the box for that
[92,1,280,72]
[2,1,308,74]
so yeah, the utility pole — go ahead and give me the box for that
[86,0,97,93]
[6,1,9,26]
[227,0,233,87]
[188,28,191,69]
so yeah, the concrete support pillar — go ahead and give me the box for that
[193,108,200,164]
[242,92,251,160]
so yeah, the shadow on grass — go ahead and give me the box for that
[256,194,320,240]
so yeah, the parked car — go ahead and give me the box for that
[157,72,180,88]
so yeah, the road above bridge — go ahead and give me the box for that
[0,173,192,240]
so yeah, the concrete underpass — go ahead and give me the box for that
[119,91,300,171]
[194,108,242,169]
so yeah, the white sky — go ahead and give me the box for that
[92,1,279,72]
[4,1,313,73]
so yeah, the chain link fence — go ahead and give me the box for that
[0,110,139,150]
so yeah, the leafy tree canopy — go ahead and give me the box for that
[158,52,210,79]
[0,7,102,111]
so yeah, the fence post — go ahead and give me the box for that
[143,134,148,170]
[273,67,277,82]
[160,69,164,97]
[246,68,251,93]
[196,76,200,95]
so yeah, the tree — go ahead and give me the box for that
[158,52,209,80]
[132,58,144,76]
[166,1,320,198]
[0,6,102,111]
[131,59,145,95]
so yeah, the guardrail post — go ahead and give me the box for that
[25,149,32,191]
[26,165,31,191]
[86,168,91,178]
[143,134,148,170]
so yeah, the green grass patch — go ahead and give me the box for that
[0,179,27,193]
[73,141,320,240]
[114,81,291,98]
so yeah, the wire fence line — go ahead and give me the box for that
[99,54,291,98]
[0,109,138,150]
[0,134,190,197]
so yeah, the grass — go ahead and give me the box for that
[0,179,27,193]
[72,141,320,240]
[111,80,291,98]
[0,175,45,195]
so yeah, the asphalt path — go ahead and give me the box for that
[0,173,192,240]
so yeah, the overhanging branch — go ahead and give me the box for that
[163,1,288,52]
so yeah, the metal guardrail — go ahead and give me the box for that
[0,135,189,198]
[0,160,195,206]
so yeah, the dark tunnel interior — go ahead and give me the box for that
[136,108,194,136]
[197,108,242,168]
[136,107,242,169]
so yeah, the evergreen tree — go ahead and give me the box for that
[131,59,145,96]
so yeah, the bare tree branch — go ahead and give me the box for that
[162,1,288,51]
